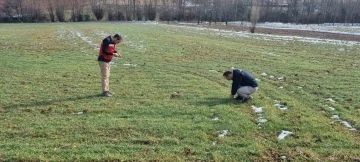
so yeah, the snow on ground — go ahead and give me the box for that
[229,22,360,36]
[331,115,356,131]
[74,31,98,47]
[218,130,229,137]
[158,23,360,46]
[176,21,360,36]
[127,40,145,50]
[57,26,76,40]
[95,30,111,38]
[251,105,268,128]
[278,130,293,140]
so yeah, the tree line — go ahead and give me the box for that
[1,0,360,25]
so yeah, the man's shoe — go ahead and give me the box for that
[235,96,244,101]
[108,91,115,95]
[102,91,112,97]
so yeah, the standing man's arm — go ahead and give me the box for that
[231,80,238,96]
[230,72,242,98]
[102,37,113,55]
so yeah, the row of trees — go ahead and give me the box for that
[1,0,360,25]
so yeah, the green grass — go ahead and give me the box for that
[0,22,359,161]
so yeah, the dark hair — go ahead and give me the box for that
[223,71,232,77]
[114,34,122,40]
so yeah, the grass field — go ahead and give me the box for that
[0,22,360,161]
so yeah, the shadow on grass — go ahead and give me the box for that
[193,97,238,107]
[3,94,102,110]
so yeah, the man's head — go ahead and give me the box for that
[223,71,233,80]
[112,34,123,44]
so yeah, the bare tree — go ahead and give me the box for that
[330,0,340,24]
[71,0,85,22]
[25,0,44,22]
[124,0,131,20]
[317,0,332,24]
[234,0,239,21]
[287,0,300,23]
[195,0,205,25]
[90,0,106,21]
[46,0,56,22]
[2,0,24,22]
[234,0,247,22]
[160,0,173,23]
[223,0,233,25]
[345,0,360,25]
[350,1,360,25]
[144,0,157,21]
[213,0,221,24]
[302,0,316,24]
[117,0,125,20]
[2,0,45,22]
[55,0,67,22]
[324,0,339,25]
[176,0,186,21]
[250,0,260,33]
[208,0,213,25]
[132,0,136,20]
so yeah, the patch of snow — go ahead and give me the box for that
[212,117,219,121]
[95,30,110,37]
[338,48,345,51]
[127,40,145,50]
[123,63,137,67]
[219,130,228,137]
[251,105,263,113]
[331,115,357,131]
[110,62,117,67]
[274,103,288,111]
[230,22,360,36]
[159,23,360,46]
[257,117,268,124]
[252,105,268,126]
[75,112,83,115]
[212,141,216,146]
[326,98,336,103]
[73,31,98,47]
[328,106,336,111]
[340,121,354,129]
[278,130,293,140]
[331,115,340,120]
[261,52,280,56]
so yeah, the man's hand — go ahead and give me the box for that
[229,94,234,99]
[113,53,121,57]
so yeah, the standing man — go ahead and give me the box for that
[223,69,258,103]
[98,34,122,97]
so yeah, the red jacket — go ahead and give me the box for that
[98,36,116,62]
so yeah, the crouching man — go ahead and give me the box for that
[223,69,258,103]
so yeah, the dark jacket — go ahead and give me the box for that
[231,69,258,95]
[98,36,117,62]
